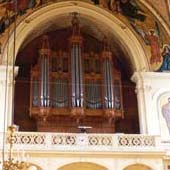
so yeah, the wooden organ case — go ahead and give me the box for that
[30,14,124,132]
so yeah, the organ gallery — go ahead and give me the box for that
[28,13,124,132]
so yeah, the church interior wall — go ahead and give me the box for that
[0,1,170,170]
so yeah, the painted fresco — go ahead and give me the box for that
[159,95,170,139]
[105,0,170,72]
[0,0,40,34]
[0,0,170,71]
[161,97,170,134]
[109,0,170,72]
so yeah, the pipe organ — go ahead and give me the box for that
[30,13,124,132]
[70,14,84,121]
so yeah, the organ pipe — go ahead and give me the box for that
[39,35,50,107]
[70,13,83,108]
[32,79,38,107]
[102,38,114,109]
[30,13,124,126]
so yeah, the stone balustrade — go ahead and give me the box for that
[0,132,162,153]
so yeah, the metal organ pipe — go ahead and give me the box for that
[33,79,38,106]
[40,56,44,106]
[71,45,75,107]
[70,14,83,108]
[75,44,79,106]
[71,43,83,107]
[40,55,50,107]
[40,36,50,107]
[102,39,114,109]
[104,58,114,108]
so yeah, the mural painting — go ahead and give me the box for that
[0,0,170,72]
[0,0,39,35]
[162,97,170,134]
[158,44,170,72]
[159,96,170,138]
[111,0,170,72]
[93,0,170,72]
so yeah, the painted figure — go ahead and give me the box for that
[116,0,146,22]
[28,0,36,9]
[91,0,99,5]
[5,0,37,14]
[162,98,170,134]
[130,21,163,66]
[0,17,5,34]
[91,0,108,7]
[145,29,161,64]
[99,0,108,8]
[0,0,39,35]
[158,45,170,72]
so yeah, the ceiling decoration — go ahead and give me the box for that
[1,0,169,72]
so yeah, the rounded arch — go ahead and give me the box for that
[123,163,152,170]
[139,0,170,37]
[28,163,43,170]
[58,162,107,170]
[1,1,149,72]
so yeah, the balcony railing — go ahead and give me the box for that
[0,132,162,153]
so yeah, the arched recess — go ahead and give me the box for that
[58,162,107,170]
[28,163,43,170]
[1,1,149,72]
[123,164,152,170]
[3,0,170,132]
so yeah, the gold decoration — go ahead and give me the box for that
[2,125,29,170]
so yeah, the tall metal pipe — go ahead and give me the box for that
[70,13,83,108]
[39,36,50,107]
[102,37,114,109]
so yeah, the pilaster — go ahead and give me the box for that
[0,65,18,132]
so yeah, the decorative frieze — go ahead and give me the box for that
[1,132,160,152]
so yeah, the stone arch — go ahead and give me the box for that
[139,0,170,37]
[123,163,152,170]
[28,163,43,170]
[1,1,149,72]
[58,162,107,170]
[1,0,170,129]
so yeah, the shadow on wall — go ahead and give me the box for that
[124,164,152,170]
[58,162,107,170]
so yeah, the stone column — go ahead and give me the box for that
[0,65,18,132]
[131,72,148,134]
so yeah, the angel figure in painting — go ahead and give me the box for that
[158,44,170,72]
[162,97,170,134]
[144,29,162,64]
[115,0,146,22]
[130,23,162,65]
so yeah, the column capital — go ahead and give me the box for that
[131,72,152,94]
[132,71,170,88]
[0,65,19,83]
